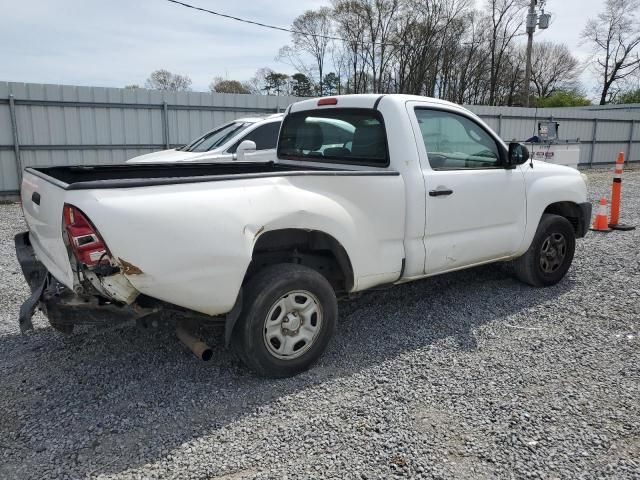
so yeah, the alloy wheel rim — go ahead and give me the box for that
[263,290,323,360]
[539,232,567,274]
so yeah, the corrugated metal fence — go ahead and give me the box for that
[1,81,639,195]
[0,82,296,194]
[467,104,639,168]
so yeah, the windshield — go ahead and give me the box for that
[181,122,252,152]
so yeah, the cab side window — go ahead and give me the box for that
[228,121,281,153]
[415,109,502,170]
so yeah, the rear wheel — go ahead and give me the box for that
[232,264,337,377]
[513,214,576,287]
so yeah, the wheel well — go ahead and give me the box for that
[543,202,582,234]
[246,229,354,293]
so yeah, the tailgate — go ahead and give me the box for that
[20,171,74,288]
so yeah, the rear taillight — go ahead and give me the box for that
[62,204,110,267]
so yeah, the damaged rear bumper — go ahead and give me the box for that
[14,231,155,333]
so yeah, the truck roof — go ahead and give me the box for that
[289,94,467,114]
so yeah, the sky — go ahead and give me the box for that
[1,0,605,94]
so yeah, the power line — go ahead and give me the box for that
[166,0,528,48]
[166,0,345,42]
[165,0,461,47]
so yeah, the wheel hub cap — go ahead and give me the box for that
[263,290,323,360]
[282,312,301,332]
[540,232,567,274]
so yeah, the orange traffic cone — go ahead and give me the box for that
[591,198,612,232]
[609,152,636,231]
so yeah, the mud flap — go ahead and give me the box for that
[18,274,47,333]
[15,232,50,333]
[224,289,243,347]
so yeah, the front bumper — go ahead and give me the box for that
[577,202,592,238]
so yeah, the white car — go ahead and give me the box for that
[16,94,591,377]
[127,113,283,163]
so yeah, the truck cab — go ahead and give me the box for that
[279,94,590,279]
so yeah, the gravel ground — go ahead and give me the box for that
[0,169,639,480]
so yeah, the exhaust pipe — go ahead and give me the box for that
[176,325,213,361]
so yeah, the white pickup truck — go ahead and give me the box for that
[16,94,591,377]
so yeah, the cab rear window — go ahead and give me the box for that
[277,109,389,167]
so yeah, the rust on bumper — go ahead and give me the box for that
[118,258,143,275]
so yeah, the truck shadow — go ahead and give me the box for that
[0,263,574,478]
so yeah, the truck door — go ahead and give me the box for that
[407,104,527,274]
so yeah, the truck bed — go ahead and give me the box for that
[26,162,365,190]
[20,158,404,316]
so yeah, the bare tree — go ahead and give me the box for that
[332,0,371,93]
[246,68,273,94]
[144,69,192,91]
[358,0,400,93]
[288,8,333,94]
[276,0,584,106]
[329,41,349,94]
[391,0,451,95]
[485,0,527,105]
[277,45,317,84]
[428,0,472,98]
[387,0,474,97]
[498,44,524,105]
[582,0,640,104]
[528,41,581,99]
[454,9,490,104]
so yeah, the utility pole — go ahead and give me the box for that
[523,0,550,107]
[524,0,537,108]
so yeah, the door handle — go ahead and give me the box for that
[429,189,453,197]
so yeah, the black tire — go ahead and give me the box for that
[232,263,337,378]
[513,213,576,287]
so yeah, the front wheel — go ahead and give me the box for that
[232,264,337,377]
[513,214,576,287]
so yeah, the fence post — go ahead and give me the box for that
[498,114,503,135]
[628,119,635,164]
[8,94,23,186]
[162,101,170,149]
[590,118,598,166]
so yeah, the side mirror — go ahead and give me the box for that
[235,140,256,161]
[508,142,530,167]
